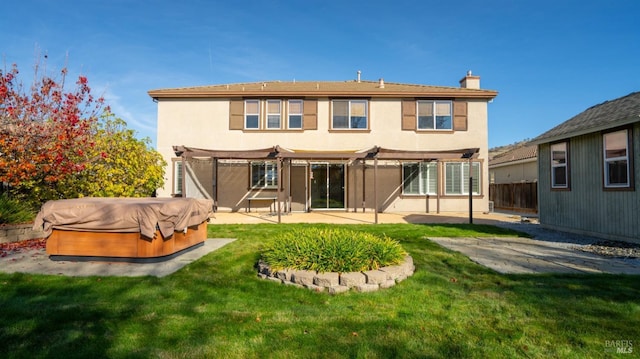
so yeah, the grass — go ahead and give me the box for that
[0,223,638,358]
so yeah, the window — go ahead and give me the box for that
[332,100,368,129]
[603,130,631,188]
[550,142,568,188]
[288,100,303,129]
[403,162,437,195]
[251,161,278,188]
[266,100,281,129]
[173,160,183,195]
[445,162,480,195]
[245,100,260,129]
[418,101,452,130]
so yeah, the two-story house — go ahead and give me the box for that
[148,72,497,221]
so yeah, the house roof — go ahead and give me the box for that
[148,80,498,100]
[489,144,537,167]
[532,91,640,144]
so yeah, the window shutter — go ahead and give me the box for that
[402,100,416,131]
[303,99,317,130]
[453,101,467,131]
[229,99,244,130]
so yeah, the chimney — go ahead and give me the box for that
[459,70,480,89]
[378,78,385,88]
[357,70,361,83]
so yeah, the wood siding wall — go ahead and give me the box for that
[538,123,640,242]
[489,182,538,213]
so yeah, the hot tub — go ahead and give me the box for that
[33,197,214,260]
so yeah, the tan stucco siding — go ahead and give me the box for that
[156,97,490,213]
[490,160,538,184]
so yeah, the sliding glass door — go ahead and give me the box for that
[310,163,345,209]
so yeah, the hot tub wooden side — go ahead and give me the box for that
[46,221,208,258]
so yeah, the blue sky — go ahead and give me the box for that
[2,0,638,148]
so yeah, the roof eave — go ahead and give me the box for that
[489,157,537,168]
[531,116,640,145]
[148,90,498,100]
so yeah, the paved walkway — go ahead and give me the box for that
[0,239,236,277]
[429,235,640,274]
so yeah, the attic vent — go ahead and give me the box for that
[378,78,385,88]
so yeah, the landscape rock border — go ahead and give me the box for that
[257,255,415,294]
[0,223,46,244]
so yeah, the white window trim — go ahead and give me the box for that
[266,99,282,129]
[288,99,303,129]
[550,142,569,189]
[444,162,480,195]
[416,100,453,131]
[251,161,278,188]
[402,162,437,195]
[331,99,368,130]
[603,130,630,188]
[244,99,260,130]
[173,160,183,195]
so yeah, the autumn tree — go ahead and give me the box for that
[0,62,103,206]
[0,61,164,207]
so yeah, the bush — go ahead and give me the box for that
[261,228,407,273]
[0,194,36,224]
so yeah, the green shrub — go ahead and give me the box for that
[0,194,36,224]
[261,228,407,273]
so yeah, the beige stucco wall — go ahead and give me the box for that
[156,97,490,212]
[490,160,537,184]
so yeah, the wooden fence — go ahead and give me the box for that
[489,182,538,213]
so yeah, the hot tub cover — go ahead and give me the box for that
[33,197,214,239]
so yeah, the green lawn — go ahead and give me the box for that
[1,223,638,358]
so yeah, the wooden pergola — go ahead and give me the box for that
[174,145,479,224]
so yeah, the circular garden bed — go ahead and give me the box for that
[257,228,415,294]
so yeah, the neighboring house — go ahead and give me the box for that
[488,143,538,213]
[532,91,640,242]
[148,72,498,220]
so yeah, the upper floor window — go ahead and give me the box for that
[251,161,278,188]
[402,162,437,195]
[332,100,368,129]
[288,100,303,129]
[245,100,260,129]
[445,161,480,195]
[266,100,281,129]
[418,101,452,130]
[603,130,631,188]
[551,142,569,189]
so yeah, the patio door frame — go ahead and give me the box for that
[309,162,346,210]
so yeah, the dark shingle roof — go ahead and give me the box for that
[489,143,537,167]
[532,91,640,144]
